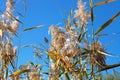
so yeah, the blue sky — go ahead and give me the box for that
[1,0,120,70]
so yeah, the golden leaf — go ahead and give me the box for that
[10,69,31,76]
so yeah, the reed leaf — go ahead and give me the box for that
[10,69,31,76]
[89,0,93,8]
[24,25,43,31]
[95,12,120,35]
[6,11,23,24]
[45,51,56,61]
[96,50,112,56]
[93,0,115,7]
[4,65,8,80]
[78,30,87,43]
[89,0,94,22]
[78,26,84,42]
[7,27,18,37]
[29,61,36,68]
[98,63,120,72]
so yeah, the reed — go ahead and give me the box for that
[0,0,120,80]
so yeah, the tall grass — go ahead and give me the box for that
[0,0,120,80]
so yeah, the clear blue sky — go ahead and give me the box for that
[1,0,120,70]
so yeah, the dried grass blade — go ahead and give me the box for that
[98,63,120,72]
[93,0,115,7]
[6,11,23,24]
[96,50,113,56]
[107,0,114,2]
[7,27,18,37]
[24,25,43,31]
[10,69,31,76]
[89,0,93,8]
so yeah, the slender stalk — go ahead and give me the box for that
[65,73,70,80]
